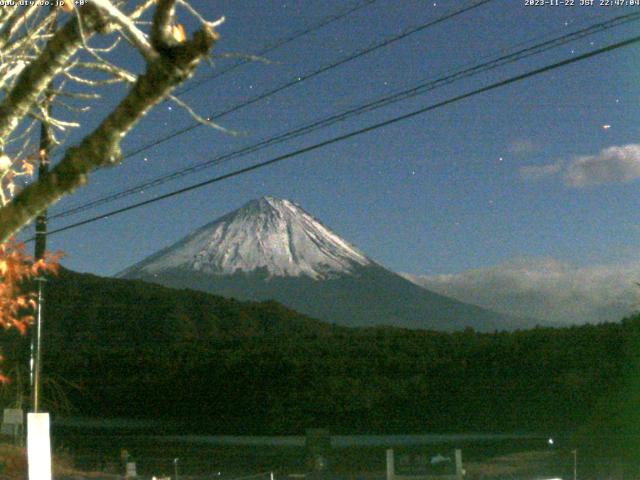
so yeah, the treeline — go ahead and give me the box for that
[1,268,639,459]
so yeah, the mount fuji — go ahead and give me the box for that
[118,197,529,331]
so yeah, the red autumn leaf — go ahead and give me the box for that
[0,239,62,379]
[31,258,47,275]
[20,160,34,177]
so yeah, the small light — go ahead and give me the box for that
[602,124,611,130]
[548,438,554,445]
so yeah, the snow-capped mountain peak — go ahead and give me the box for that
[119,196,524,331]
[120,196,371,279]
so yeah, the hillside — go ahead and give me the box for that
[0,269,637,461]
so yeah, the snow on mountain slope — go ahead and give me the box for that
[119,196,534,331]
[119,196,371,280]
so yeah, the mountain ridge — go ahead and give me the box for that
[120,196,534,331]
[118,196,370,280]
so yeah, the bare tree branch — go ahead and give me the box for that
[129,0,158,20]
[0,24,218,242]
[0,4,107,150]
[87,0,158,61]
[168,93,236,135]
[151,0,177,49]
[0,4,40,50]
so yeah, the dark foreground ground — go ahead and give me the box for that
[54,431,548,474]
[50,433,585,480]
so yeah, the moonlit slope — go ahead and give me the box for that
[119,196,371,280]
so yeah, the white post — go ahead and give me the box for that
[386,449,395,480]
[270,472,275,480]
[27,413,52,480]
[455,449,463,480]
[125,461,138,479]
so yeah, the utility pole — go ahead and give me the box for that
[29,1,57,414]
[25,98,54,480]
[30,94,52,414]
[26,71,55,480]
[26,8,56,480]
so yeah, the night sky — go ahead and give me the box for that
[28,0,640,286]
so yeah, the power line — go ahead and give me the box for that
[50,0,495,218]
[174,0,380,97]
[49,0,380,163]
[50,10,640,220]
[33,33,640,241]
[118,0,494,160]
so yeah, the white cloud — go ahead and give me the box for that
[518,162,562,181]
[518,144,640,188]
[403,257,640,325]
[565,144,640,187]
